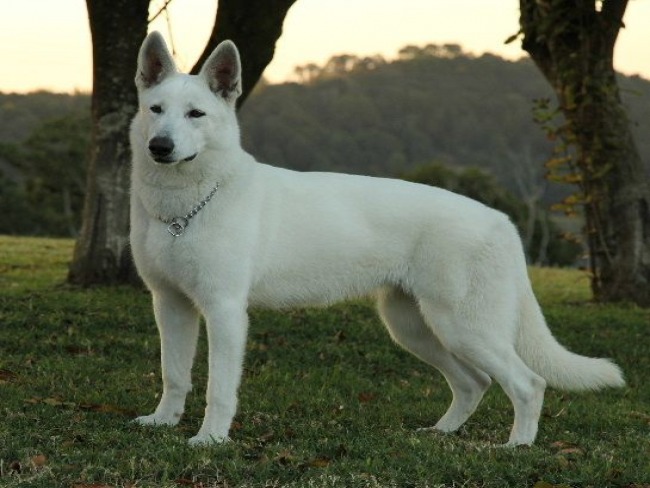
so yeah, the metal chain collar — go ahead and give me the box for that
[159,183,219,237]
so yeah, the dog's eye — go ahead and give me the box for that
[188,109,206,119]
[150,105,163,114]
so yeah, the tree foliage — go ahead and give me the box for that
[0,114,89,236]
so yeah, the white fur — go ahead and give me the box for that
[129,32,625,446]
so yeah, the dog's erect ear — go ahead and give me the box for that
[199,40,242,104]
[135,31,177,90]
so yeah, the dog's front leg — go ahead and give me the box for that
[189,298,248,445]
[135,289,200,427]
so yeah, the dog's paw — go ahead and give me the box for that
[133,413,180,427]
[501,438,533,448]
[188,433,230,447]
[416,425,455,434]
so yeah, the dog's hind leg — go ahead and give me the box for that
[135,288,200,427]
[377,287,492,433]
[417,297,546,446]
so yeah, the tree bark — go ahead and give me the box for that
[69,0,149,285]
[69,0,298,285]
[519,0,650,305]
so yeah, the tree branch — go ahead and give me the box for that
[518,0,555,81]
[600,0,628,48]
[190,0,298,108]
[148,0,175,24]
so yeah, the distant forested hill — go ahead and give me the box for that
[238,46,650,203]
[0,91,89,143]
[1,45,648,240]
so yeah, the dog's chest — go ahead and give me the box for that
[132,213,211,289]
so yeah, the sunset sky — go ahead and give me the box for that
[1,0,649,94]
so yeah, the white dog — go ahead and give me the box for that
[129,32,624,446]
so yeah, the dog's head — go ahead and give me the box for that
[134,32,242,165]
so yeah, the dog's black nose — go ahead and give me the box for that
[149,137,175,159]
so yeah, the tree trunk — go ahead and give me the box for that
[69,0,149,285]
[190,0,299,107]
[519,0,650,305]
[69,0,298,285]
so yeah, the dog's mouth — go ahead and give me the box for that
[153,153,198,164]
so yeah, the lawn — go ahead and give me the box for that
[0,236,648,487]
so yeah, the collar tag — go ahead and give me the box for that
[167,217,189,237]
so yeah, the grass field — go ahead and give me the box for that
[0,236,648,488]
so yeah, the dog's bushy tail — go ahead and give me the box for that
[515,287,625,391]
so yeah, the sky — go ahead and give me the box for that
[1,0,649,94]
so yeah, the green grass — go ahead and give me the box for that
[0,235,648,487]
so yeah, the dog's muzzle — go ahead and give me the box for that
[148,136,197,164]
